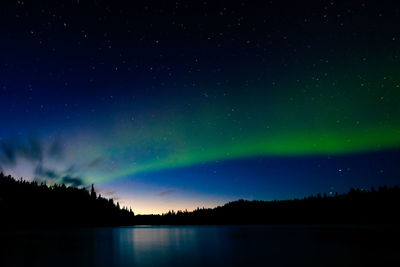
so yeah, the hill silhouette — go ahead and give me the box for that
[1,172,400,226]
[136,186,400,225]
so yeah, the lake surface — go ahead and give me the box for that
[1,225,399,266]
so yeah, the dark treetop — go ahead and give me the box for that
[1,172,400,226]
[0,173,135,227]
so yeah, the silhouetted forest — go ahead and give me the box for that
[135,186,400,225]
[1,172,400,226]
[0,173,135,226]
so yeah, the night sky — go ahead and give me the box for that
[1,0,400,214]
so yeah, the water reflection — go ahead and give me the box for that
[1,225,399,266]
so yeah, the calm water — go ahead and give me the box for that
[1,225,399,266]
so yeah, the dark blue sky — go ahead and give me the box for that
[1,0,400,213]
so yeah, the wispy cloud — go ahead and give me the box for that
[0,136,43,166]
[34,165,59,179]
[157,189,179,196]
[0,136,87,187]
[86,157,105,168]
[62,175,84,187]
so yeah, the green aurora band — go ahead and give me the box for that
[77,63,400,184]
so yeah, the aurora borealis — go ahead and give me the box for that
[1,1,400,213]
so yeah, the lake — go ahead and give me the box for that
[1,225,399,266]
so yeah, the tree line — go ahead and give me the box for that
[1,172,400,226]
[0,172,135,226]
[135,185,400,225]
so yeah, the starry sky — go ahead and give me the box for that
[1,0,400,214]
